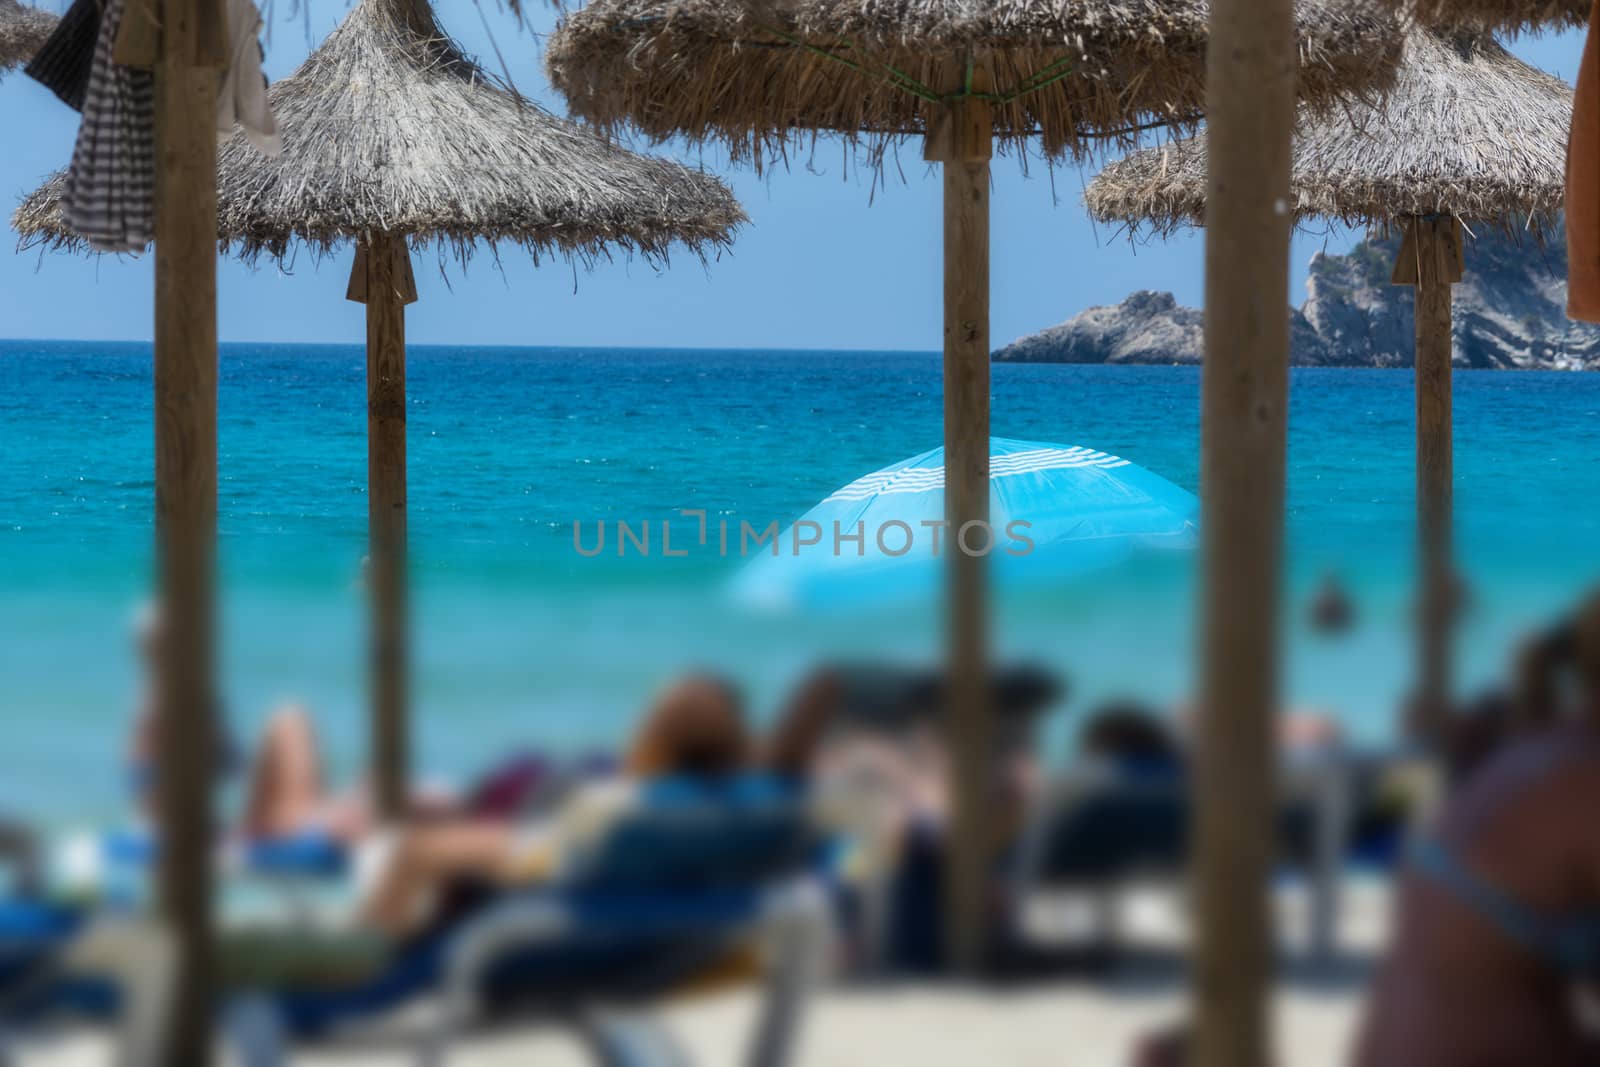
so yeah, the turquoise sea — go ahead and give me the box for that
[3,339,1598,824]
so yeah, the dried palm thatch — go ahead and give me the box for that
[12,0,744,264]
[0,0,55,71]
[1085,31,1570,236]
[544,0,1403,167]
[1377,0,1586,35]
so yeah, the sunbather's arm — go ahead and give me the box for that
[497,779,640,885]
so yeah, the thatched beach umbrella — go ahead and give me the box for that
[1381,0,1586,34]
[545,0,1401,163]
[0,0,53,71]
[546,0,1401,978]
[1373,0,1594,337]
[1087,30,1570,743]
[16,0,744,822]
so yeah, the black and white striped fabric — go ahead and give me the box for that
[62,0,154,253]
[22,0,99,112]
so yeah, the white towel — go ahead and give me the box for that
[217,0,281,157]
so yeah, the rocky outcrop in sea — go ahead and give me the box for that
[994,229,1600,370]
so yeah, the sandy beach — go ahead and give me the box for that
[15,881,1391,1066]
[11,976,1373,1067]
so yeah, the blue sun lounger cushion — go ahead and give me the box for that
[564,773,811,893]
[101,827,348,879]
[0,899,83,985]
[0,899,117,1022]
[245,833,348,878]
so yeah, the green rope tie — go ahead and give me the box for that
[759,27,942,102]
[993,53,1077,103]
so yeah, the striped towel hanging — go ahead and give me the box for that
[61,0,155,253]
[22,0,99,112]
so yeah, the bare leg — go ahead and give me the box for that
[360,820,513,937]
[243,705,328,840]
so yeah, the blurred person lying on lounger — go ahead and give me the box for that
[126,601,405,846]
[1356,592,1600,1067]
[356,670,841,938]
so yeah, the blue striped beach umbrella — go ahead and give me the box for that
[732,437,1199,611]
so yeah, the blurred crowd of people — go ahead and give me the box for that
[77,585,1600,1065]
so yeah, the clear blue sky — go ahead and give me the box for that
[1,6,1587,350]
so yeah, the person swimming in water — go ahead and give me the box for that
[1308,570,1355,635]
[1354,592,1600,1067]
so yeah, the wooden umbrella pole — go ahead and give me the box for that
[1393,216,1463,746]
[351,233,416,820]
[151,0,224,1058]
[1195,0,1295,1060]
[926,78,993,977]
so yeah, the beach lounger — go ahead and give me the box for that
[1009,752,1354,963]
[830,661,1062,743]
[0,899,175,1067]
[222,773,828,1067]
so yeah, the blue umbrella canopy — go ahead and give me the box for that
[732,437,1199,611]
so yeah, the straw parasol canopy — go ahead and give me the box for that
[0,0,55,71]
[544,0,1405,166]
[13,0,745,262]
[1379,0,1586,35]
[1085,31,1572,235]
[1088,28,1572,750]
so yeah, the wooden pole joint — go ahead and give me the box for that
[1391,216,1464,289]
[347,238,420,306]
[924,62,993,164]
[924,99,993,163]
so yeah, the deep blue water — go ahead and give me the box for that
[3,339,1598,821]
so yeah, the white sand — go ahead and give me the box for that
[15,881,1392,1066]
[12,982,1373,1067]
